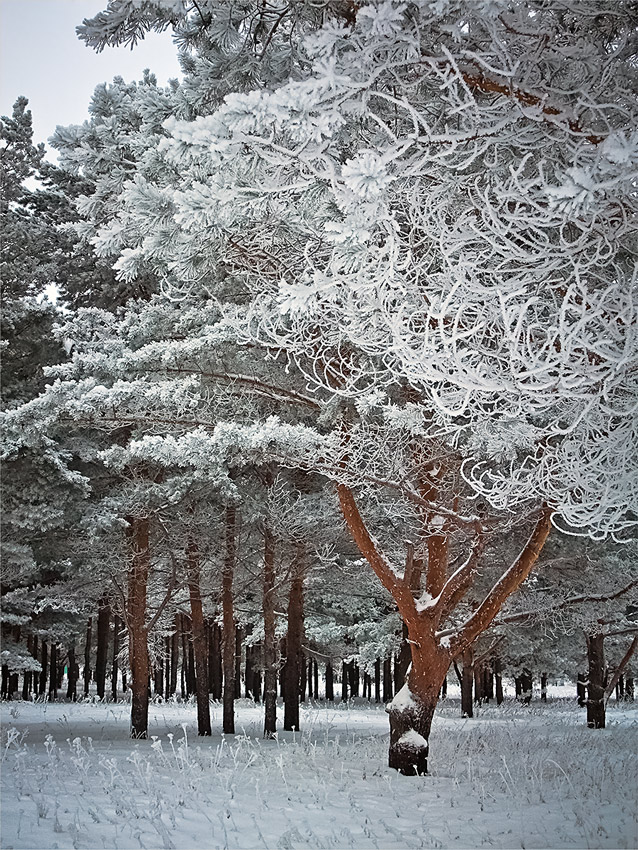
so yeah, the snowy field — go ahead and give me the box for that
[1,696,636,850]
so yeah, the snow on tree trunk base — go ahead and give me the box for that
[387,684,434,776]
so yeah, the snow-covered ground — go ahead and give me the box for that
[1,696,636,850]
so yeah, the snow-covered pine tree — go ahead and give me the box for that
[102,0,637,773]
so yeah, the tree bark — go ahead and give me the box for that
[222,505,237,734]
[337,483,552,775]
[520,669,533,704]
[39,640,48,695]
[325,660,334,701]
[95,599,110,700]
[83,619,92,697]
[187,538,212,736]
[577,671,587,706]
[374,658,381,703]
[460,648,474,718]
[169,618,179,698]
[66,642,78,701]
[48,643,58,700]
[494,656,504,705]
[625,678,634,701]
[541,672,548,702]
[262,524,278,738]
[314,658,319,699]
[586,631,605,729]
[283,544,305,731]
[112,616,120,702]
[383,657,393,703]
[387,635,449,776]
[127,515,150,738]
[341,661,349,702]
[234,625,243,699]
[209,623,222,700]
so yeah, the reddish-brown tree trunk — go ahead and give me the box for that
[222,505,237,734]
[66,642,78,701]
[127,515,150,738]
[263,524,277,737]
[283,544,304,731]
[586,631,606,729]
[325,660,334,701]
[209,622,222,700]
[48,643,58,700]
[83,619,92,696]
[187,539,211,735]
[112,616,120,702]
[460,648,474,718]
[387,633,449,776]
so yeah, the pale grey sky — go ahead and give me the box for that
[0,0,181,156]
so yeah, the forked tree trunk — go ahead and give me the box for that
[262,524,277,738]
[586,631,605,729]
[127,515,150,738]
[337,482,552,776]
[222,505,237,734]
[187,539,211,736]
[95,599,111,700]
[283,544,305,731]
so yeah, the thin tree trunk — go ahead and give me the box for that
[95,599,110,700]
[341,661,349,702]
[263,524,277,738]
[541,672,548,702]
[39,640,48,695]
[169,618,179,698]
[83,619,92,697]
[624,677,634,701]
[494,656,504,705]
[313,658,319,699]
[521,669,533,704]
[22,636,33,700]
[244,627,254,699]
[577,671,587,706]
[112,616,120,702]
[187,538,212,736]
[66,643,78,701]
[325,660,334,701]
[460,648,474,718]
[383,657,393,703]
[210,623,222,700]
[283,544,305,731]
[586,631,606,729]
[234,625,243,700]
[374,658,381,703]
[222,505,237,734]
[127,515,150,738]
[48,643,58,700]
